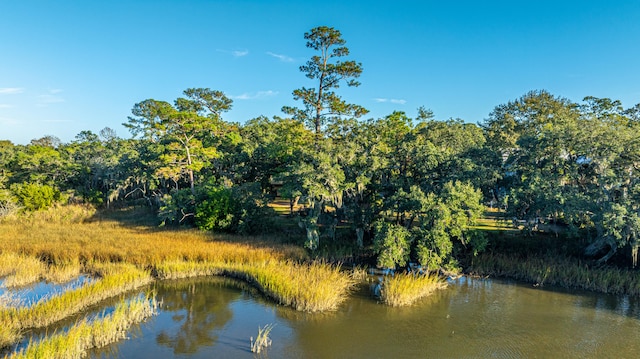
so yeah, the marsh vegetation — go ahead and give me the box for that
[0,208,370,354]
[1,24,640,357]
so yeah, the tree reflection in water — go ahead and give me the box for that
[153,277,244,355]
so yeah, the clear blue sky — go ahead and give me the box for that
[2,0,640,144]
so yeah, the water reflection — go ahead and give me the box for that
[90,276,640,358]
[0,275,92,307]
[153,279,238,354]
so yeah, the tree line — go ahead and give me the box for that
[1,26,639,270]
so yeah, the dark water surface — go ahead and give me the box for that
[90,276,640,358]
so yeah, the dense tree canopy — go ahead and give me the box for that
[1,27,639,271]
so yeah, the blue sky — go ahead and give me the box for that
[1,0,640,144]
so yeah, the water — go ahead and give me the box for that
[0,275,92,307]
[87,276,640,358]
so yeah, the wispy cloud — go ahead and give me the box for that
[375,98,407,105]
[0,88,24,95]
[267,52,294,62]
[231,90,279,100]
[42,119,72,123]
[37,89,64,107]
[0,116,18,125]
[217,49,249,57]
[0,104,12,108]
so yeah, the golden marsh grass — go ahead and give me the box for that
[6,294,157,359]
[0,205,355,349]
[0,252,45,287]
[154,259,355,312]
[0,252,83,288]
[380,272,447,307]
[0,262,152,344]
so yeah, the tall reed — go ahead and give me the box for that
[470,252,640,295]
[6,294,157,359]
[0,252,45,287]
[155,259,355,312]
[0,325,21,350]
[380,272,447,307]
[0,252,83,289]
[0,262,152,346]
[250,323,275,353]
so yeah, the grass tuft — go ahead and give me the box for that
[380,272,447,307]
[250,323,275,353]
[155,259,355,312]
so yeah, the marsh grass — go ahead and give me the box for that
[0,205,356,350]
[0,252,46,287]
[349,265,369,281]
[0,253,82,289]
[0,203,96,226]
[155,259,355,312]
[250,323,275,353]
[245,260,355,312]
[470,253,640,295]
[6,294,157,359]
[0,325,21,350]
[380,272,447,307]
[0,213,303,266]
[0,262,152,350]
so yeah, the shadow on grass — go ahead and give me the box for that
[88,206,162,228]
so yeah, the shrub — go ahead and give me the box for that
[195,186,234,231]
[10,182,59,211]
[194,182,276,234]
[414,226,452,272]
[82,189,105,206]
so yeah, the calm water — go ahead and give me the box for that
[85,276,640,358]
[0,275,92,307]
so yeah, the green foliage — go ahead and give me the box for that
[0,190,19,218]
[404,181,487,271]
[195,186,234,231]
[0,140,15,190]
[192,182,276,234]
[159,188,197,226]
[5,26,640,270]
[440,181,485,239]
[484,91,640,265]
[282,26,368,138]
[11,142,69,186]
[373,222,412,269]
[10,182,59,211]
[231,182,276,235]
[240,116,311,191]
[82,189,105,206]
[125,88,232,190]
[414,224,452,272]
